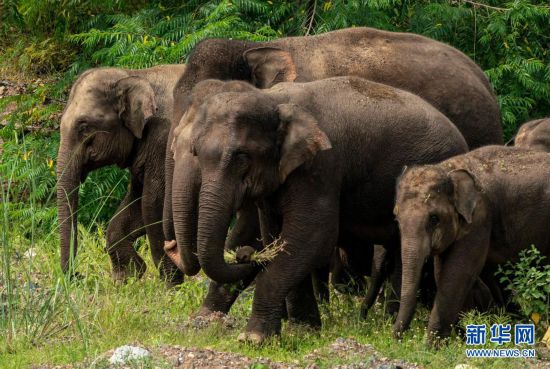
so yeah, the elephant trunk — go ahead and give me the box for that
[197,180,255,283]
[393,235,430,337]
[171,154,201,275]
[56,144,83,273]
[163,129,176,241]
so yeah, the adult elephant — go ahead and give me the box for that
[172,77,469,343]
[163,27,503,275]
[57,65,186,284]
[514,118,550,151]
[393,146,550,344]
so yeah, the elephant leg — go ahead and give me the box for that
[106,185,147,282]
[239,191,338,344]
[286,274,321,328]
[480,266,506,306]
[386,239,402,316]
[313,263,330,303]
[361,244,387,318]
[198,203,262,315]
[419,256,437,309]
[142,179,184,286]
[427,231,489,345]
[198,274,257,316]
[332,245,369,296]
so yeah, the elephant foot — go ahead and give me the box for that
[189,310,236,330]
[111,258,146,283]
[237,331,268,345]
[360,299,370,320]
[287,305,321,330]
[240,316,280,345]
[161,269,184,287]
[426,324,451,348]
[158,258,185,287]
[392,323,406,339]
[164,240,184,271]
[194,306,217,318]
[385,300,399,316]
[426,331,449,349]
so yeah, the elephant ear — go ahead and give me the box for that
[449,169,481,224]
[243,47,297,88]
[115,76,157,139]
[277,103,332,183]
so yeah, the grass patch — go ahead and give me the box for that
[0,224,543,369]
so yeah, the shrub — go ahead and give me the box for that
[497,246,550,324]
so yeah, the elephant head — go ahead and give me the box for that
[172,40,299,123]
[392,165,483,336]
[164,40,300,247]
[514,118,550,152]
[57,69,157,274]
[187,90,330,283]
[242,47,297,89]
[168,80,259,276]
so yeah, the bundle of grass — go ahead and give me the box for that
[224,238,287,266]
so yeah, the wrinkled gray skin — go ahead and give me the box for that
[393,146,550,345]
[175,76,468,343]
[514,118,550,152]
[165,81,393,315]
[164,27,503,279]
[57,65,185,283]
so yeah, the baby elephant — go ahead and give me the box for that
[514,118,550,151]
[393,146,550,344]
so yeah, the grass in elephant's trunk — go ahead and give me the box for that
[223,237,288,266]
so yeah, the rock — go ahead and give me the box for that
[24,249,36,259]
[23,281,39,292]
[109,345,151,364]
[454,365,478,369]
[376,364,398,369]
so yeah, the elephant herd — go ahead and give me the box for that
[56,27,550,346]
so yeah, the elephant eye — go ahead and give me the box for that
[428,213,440,227]
[234,151,250,166]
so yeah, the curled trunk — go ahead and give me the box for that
[393,237,430,337]
[56,145,83,273]
[197,181,255,283]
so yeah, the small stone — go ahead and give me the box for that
[24,249,36,259]
[109,345,150,364]
[23,281,39,292]
[375,364,397,369]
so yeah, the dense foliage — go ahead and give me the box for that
[1,0,550,247]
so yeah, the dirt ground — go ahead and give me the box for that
[31,337,425,369]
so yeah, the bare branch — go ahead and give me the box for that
[460,0,508,12]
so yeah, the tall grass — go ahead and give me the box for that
[0,142,543,368]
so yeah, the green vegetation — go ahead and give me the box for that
[0,223,541,368]
[498,246,550,323]
[1,0,549,368]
